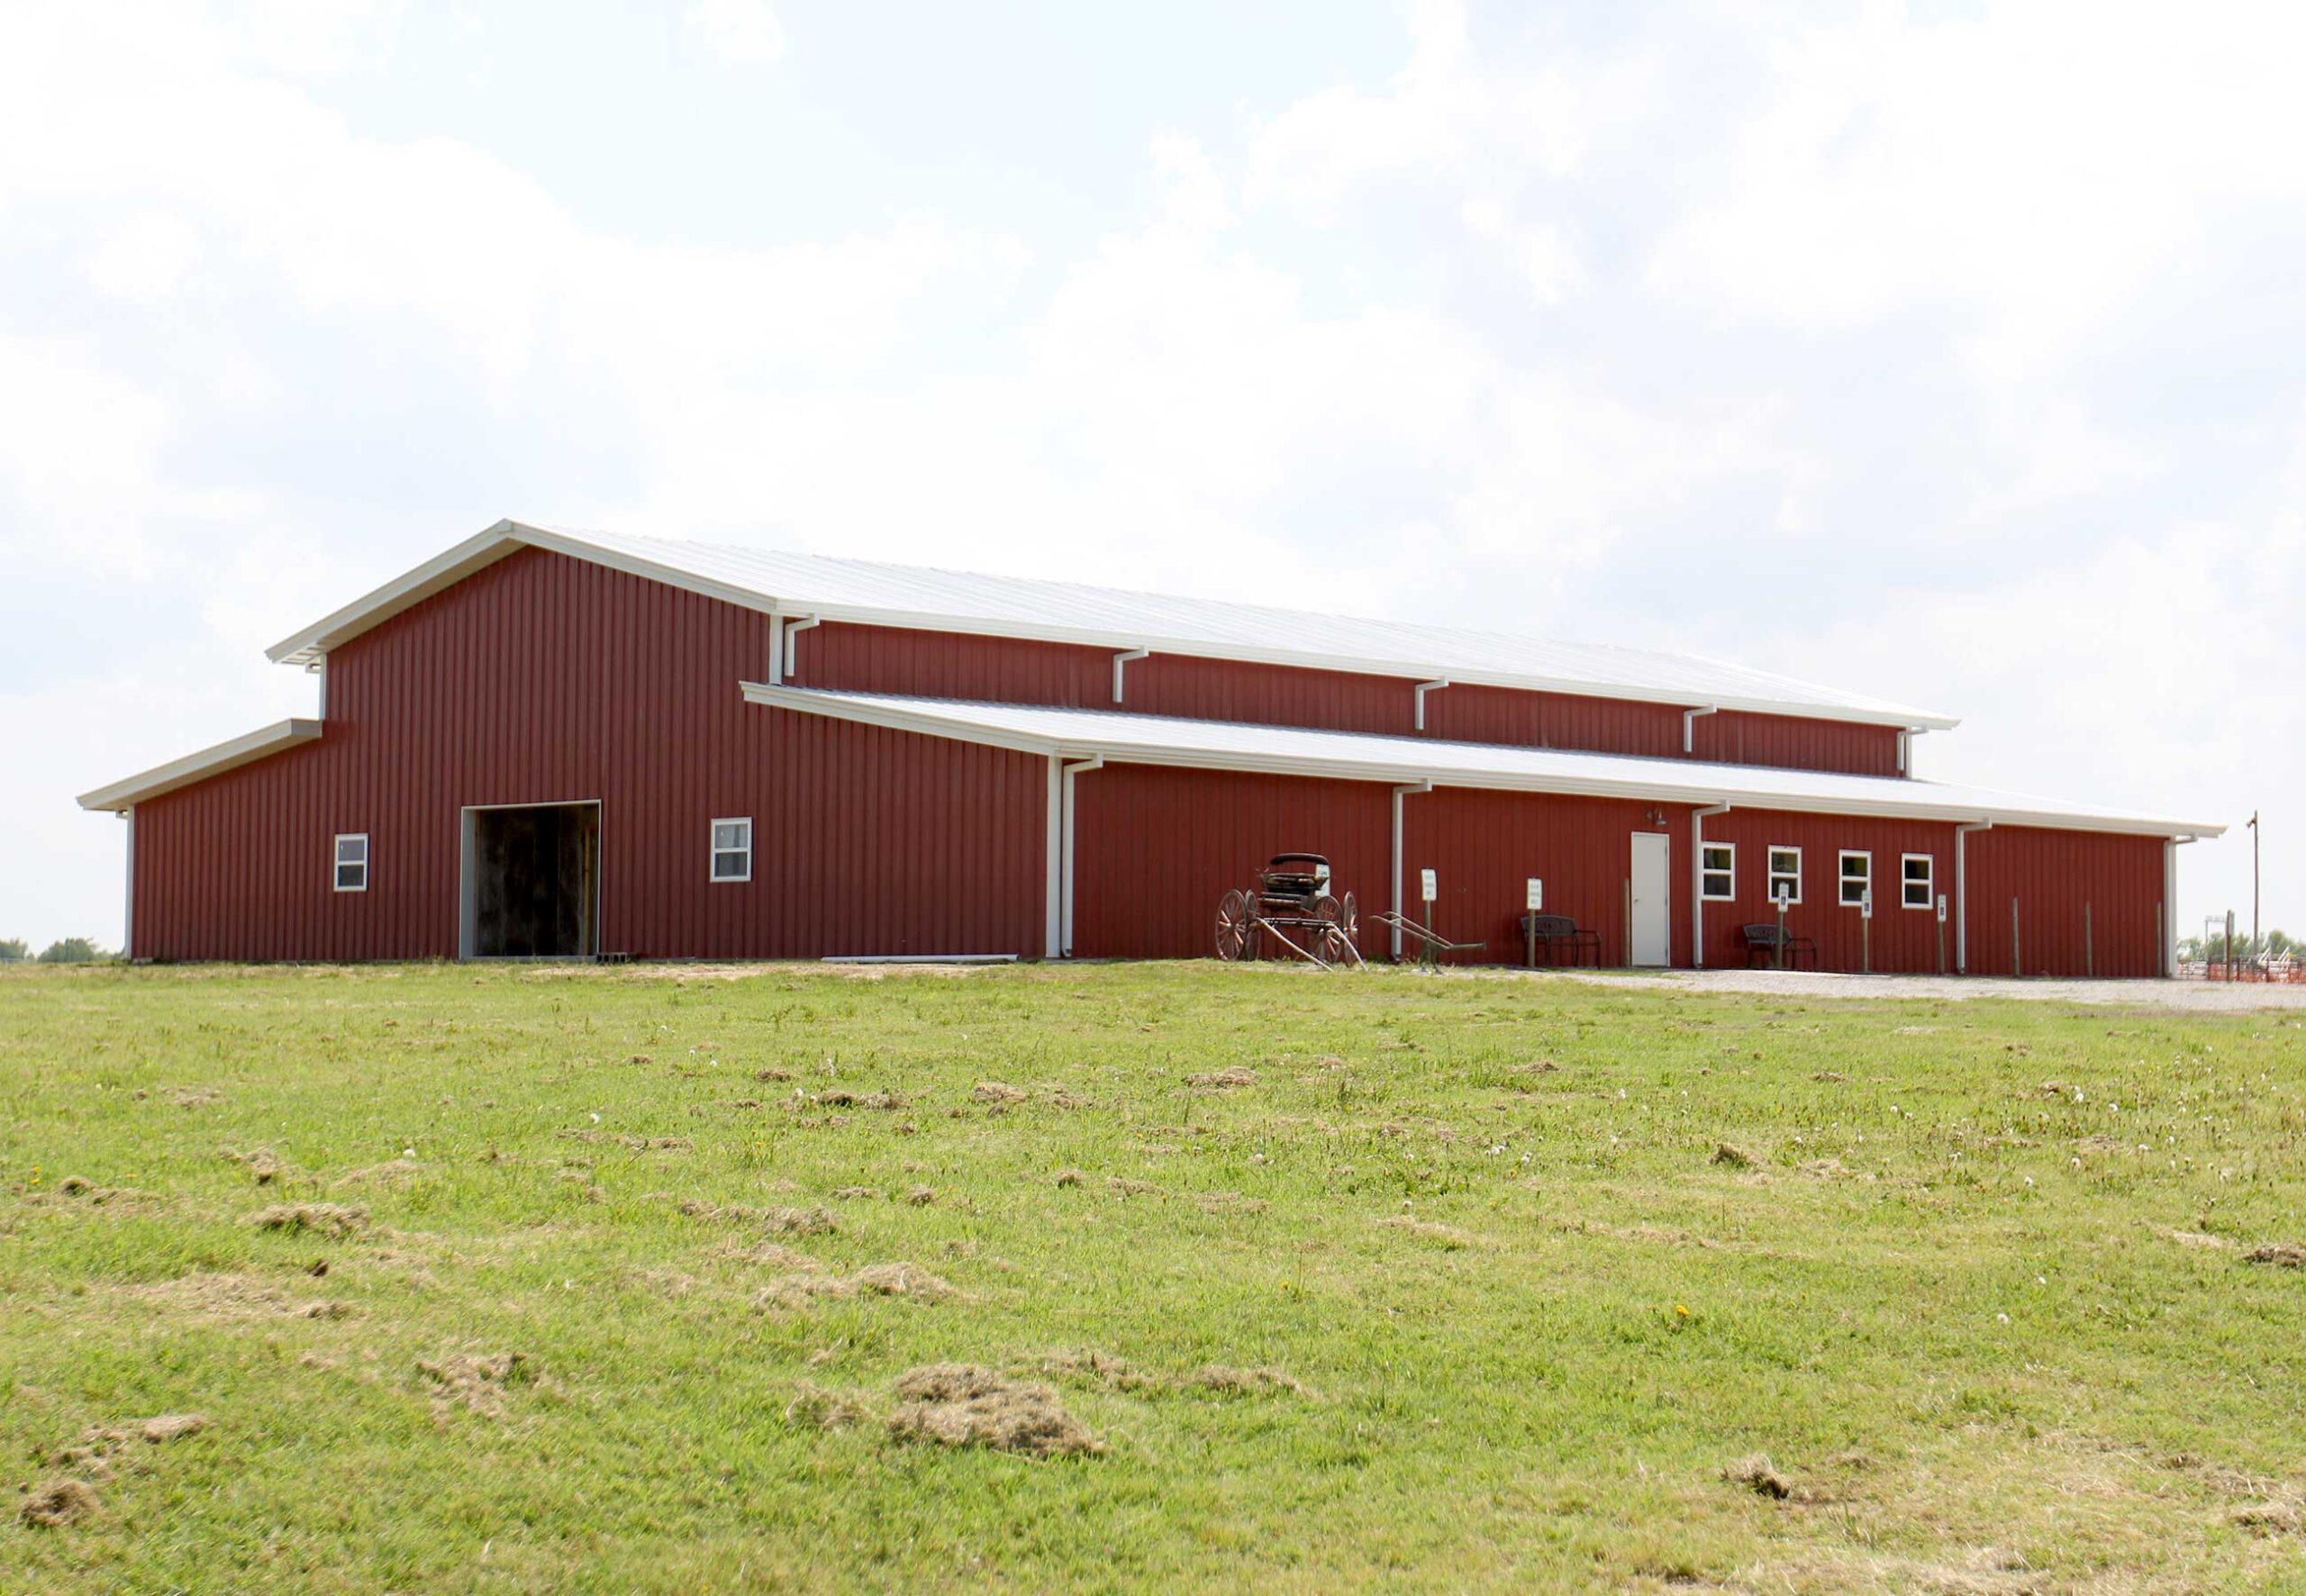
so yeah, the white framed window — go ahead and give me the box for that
[1701,842,1734,902]
[1766,846,1802,906]
[1901,853,1935,910]
[1838,849,1872,907]
[334,833,369,893]
[710,818,753,883]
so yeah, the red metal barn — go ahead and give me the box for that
[81,521,2220,975]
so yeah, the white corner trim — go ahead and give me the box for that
[78,719,324,812]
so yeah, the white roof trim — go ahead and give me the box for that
[263,518,1957,729]
[740,685,2223,839]
[78,719,323,812]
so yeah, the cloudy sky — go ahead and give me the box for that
[4,0,2298,950]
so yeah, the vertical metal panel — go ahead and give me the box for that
[1694,811,1960,973]
[1399,788,1691,968]
[1690,711,1902,778]
[133,549,1049,961]
[1068,765,1394,959]
[1964,826,2164,978]
[1423,685,1685,761]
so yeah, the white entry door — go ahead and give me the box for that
[1630,832,1671,966]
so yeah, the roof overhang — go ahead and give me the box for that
[263,519,1958,730]
[739,685,2221,839]
[77,719,323,812]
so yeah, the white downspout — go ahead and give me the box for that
[1693,803,1731,967]
[1390,780,1431,960]
[781,614,821,679]
[1059,755,1104,957]
[1413,680,1448,731]
[1955,821,1993,973]
[767,602,784,685]
[1683,704,1718,754]
[1112,648,1149,704]
[1043,754,1064,958]
[311,656,329,719]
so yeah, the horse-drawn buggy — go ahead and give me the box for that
[1214,854,1363,967]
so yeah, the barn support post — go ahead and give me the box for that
[1389,780,1431,961]
[1058,756,1103,957]
[1692,803,1731,966]
[1042,754,1063,959]
[1955,821,1993,974]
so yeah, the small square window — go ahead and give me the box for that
[1701,842,1734,902]
[1902,853,1935,910]
[334,833,368,893]
[711,818,752,883]
[1838,849,1872,907]
[1766,847,1802,906]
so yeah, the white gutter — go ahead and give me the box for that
[311,656,328,719]
[1898,726,1927,775]
[767,600,784,685]
[1391,780,1432,960]
[1414,680,1449,731]
[1112,648,1150,704]
[1692,803,1732,966]
[1684,705,1719,753]
[781,614,821,679]
[1954,820,1993,972]
[122,805,134,962]
[1043,754,1063,958]
[1059,755,1105,957]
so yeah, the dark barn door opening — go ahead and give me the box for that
[463,803,601,958]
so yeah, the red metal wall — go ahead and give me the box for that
[132,549,1049,961]
[1402,787,1693,968]
[1692,810,1960,974]
[796,621,1902,776]
[1963,826,2165,978]
[1067,766,1393,960]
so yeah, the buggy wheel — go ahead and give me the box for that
[1312,894,1352,965]
[1215,890,1251,962]
[1340,891,1359,939]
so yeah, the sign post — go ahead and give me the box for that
[1420,868,1438,963]
[1935,893,1948,975]
[1773,884,1790,971]
[1524,877,1542,968]
[1860,888,1874,975]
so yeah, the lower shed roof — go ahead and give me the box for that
[741,685,2221,839]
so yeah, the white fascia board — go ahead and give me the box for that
[740,686,2218,839]
[78,719,323,812]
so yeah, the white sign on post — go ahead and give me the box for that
[1861,889,1875,921]
[1420,868,1438,903]
[1526,878,1543,912]
[1936,893,1948,923]
[1774,884,1790,908]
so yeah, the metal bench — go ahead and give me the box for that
[1519,913,1603,968]
[1739,923,1816,969]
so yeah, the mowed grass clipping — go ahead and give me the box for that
[2,961,2304,1593]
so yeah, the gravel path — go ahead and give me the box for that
[1520,967,2306,1011]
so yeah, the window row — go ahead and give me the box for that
[1699,844,1937,911]
[328,820,758,892]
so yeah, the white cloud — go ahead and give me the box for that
[684,0,785,66]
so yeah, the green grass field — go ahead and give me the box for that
[3,961,2302,1593]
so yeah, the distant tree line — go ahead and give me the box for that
[2177,928,2297,964]
[0,938,112,964]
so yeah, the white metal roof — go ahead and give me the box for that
[78,719,323,812]
[268,519,1959,730]
[741,685,2221,839]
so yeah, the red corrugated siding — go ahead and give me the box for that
[1691,711,1902,778]
[1692,811,1960,974]
[1402,787,1693,968]
[1964,826,2165,978]
[132,549,1049,961]
[1068,765,1393,960]
[799,621,1901,775]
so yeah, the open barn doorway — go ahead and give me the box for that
[459,802,602,959]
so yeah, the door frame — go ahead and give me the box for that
[458,799,605,960]
[1630,830,1672,967]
